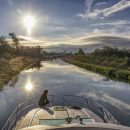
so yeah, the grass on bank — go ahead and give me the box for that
[64,58,130,83]
[0,57,36,90]
[63,47,130,83]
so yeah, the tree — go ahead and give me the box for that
[78,48,85,55]
[0,36,9,55]
[9,32,19,49]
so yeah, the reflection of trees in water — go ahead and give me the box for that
[9,60,42,87]
[10,75,19,87]
[30,60,42,70]
[102,77,109,81]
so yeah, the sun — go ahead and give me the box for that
[23,15,36,36]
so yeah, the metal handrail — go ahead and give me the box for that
[2,103,24,130]
[2,95,119,130]
[62,95,120,125]
[2,95,55,130]
[14,104,36,130]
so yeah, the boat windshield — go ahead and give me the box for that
[39,117,93,126]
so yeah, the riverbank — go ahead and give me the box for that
[0,57,38,90]
[63,58,130,83]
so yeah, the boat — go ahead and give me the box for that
[2,95,130,130]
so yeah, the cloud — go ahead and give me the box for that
[78,91,130,113]
[77,0,94,19]
[85,0,94,14]
[101,0,130,17]
[92,28,102,33]
[93,20,130,26]
[95,1,107,6]
[18,27,130,47]
[78,0,130,19]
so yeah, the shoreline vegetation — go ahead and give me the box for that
[63,47,130,84]
[0,32,41,90]
[0,57,38,90]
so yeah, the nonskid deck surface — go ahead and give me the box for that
[15,106,103,130]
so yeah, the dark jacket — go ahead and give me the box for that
[39,94,49,107]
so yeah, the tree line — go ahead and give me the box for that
[63,47,130,83]
[72,47,130,70]
[0,33,41,59]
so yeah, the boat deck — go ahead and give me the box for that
[15,106,103,130]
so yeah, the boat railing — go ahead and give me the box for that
[2,95,119,130]
[2,95,54,130]
[62,95,120,125]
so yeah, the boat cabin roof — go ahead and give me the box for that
[15,106,103,130]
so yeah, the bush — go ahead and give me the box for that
[64,58,130,83]
[1,52,12,60]
[0,58,9,67]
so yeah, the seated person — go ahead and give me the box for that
[39,90,49,107]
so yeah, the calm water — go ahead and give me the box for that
[0,59,130,128]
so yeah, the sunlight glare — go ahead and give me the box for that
[25,80,33,91]
[23,15,36,36]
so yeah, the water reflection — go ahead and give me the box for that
[79,90,130,112]
[9,75,19,87]
[25,80,33,91]
[0,59,130,128]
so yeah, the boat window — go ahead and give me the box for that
[39,118,93,126]
[39,119,65,125]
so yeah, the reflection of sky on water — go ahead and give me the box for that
[0,59,130,128]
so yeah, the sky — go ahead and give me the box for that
[0,0,130,46]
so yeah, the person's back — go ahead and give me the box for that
[39,90,49,107]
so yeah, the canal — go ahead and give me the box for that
[0,59,130,129]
